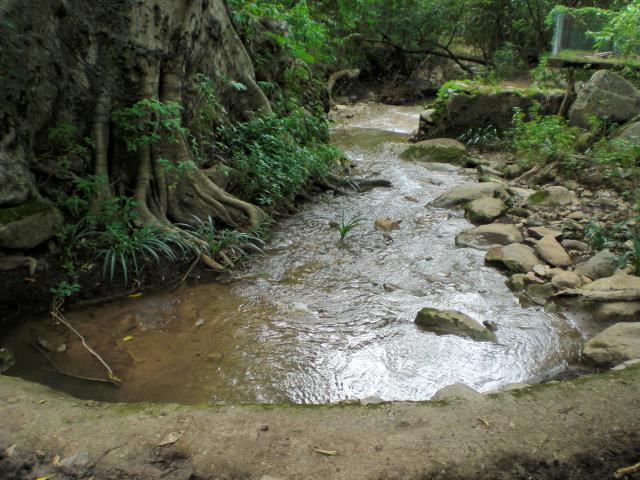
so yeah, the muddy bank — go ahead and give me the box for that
[1,366,640,480]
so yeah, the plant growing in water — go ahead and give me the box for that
[337,213,364,243]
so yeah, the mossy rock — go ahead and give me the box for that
[0,200,63,250]
[400,139,468,165]
[415,308,497,342]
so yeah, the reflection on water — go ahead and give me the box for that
[3,103,583,404]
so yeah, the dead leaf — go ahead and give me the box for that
[477,417,490,428]
[314,448,338,456]
[123,336,135,342]
[158,432,183,447]
[52,454,60,466]
[36,475,56,480]
[128,293,143,298]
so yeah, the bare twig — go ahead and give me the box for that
[615,461,640,478]
[32,344,115,385]
[87,441,129,469]
[51,298,122,383]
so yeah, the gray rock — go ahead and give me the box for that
[455,223,523,250]
[526,283,555,300]
[535,236,572,267]
[0,200,63,250]
[431,383,482,402]
[611,359,640,371]
[464,198,507,224]
[360,396,385,405]
[508,274,526,291]
[593,302,640,323]
[583,323,640,368]
[415,308,497,342]
[561,239,589,252]
[526,186,575,208]
[616,120,640,145]
[574,250,621,280]
[400,138,468,164]
[569,70,640,128]
[583,273,640,292]
[500,383,531,392]
[551,271,583,290]
[485,243,541,273]
[430,182,510,209]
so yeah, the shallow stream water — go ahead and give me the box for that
[4,104,585,404]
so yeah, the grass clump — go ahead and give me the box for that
[337,213,364,243]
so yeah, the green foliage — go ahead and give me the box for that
[183,215,265,266]
[458,125,503,151]
[337,212,363,243]
[220,100,341,205]
[113,99,187,152]
[47,123,94,172]
[584,221,616,250]
[229,0,334,64]
[590,0,640,58]
[590,137,640,177]
[50,280,81,299]
[511,103,579,168]
[492,43,526,79]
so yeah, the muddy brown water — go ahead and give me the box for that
[3,104,587,405]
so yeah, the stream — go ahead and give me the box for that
[3,103,585,405]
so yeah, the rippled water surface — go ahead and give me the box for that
[4,104,584,404]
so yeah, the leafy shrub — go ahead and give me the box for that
[511,103,580,168]
[492,43,526,79]
[220,100,341,205]
[458,125,503,152]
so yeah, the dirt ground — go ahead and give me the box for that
[1,366,640,480]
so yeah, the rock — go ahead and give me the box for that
[415,308,497,342]
[524,271,544,284]
[508,274,526,291]
[535,236,572,267]
[529,227,561,239]
[400,138,468,165]
[0,200,63,250]
[60,451,90,468]
[360,396,385,405]
[431,383,482,402]
[568,211,585,221]
[420,109,436,125]
[582,273,640,292]
[526,283,555,300]
[504,164,525,179]
[404,196,419,203]
[508,186,536,200]
[551,271,583,290]
[485,243,541,273]
[430,182,509,209]
[417,81,563,139]
[616,120,640,145]
[574,250,619,280]
[477,165,503,177]
[375,218,401,232]
[569,70,640,128]
[464,198,507,224]
[593,302,640,323]
[583,323,640,368]
[455,223,523,250]
[0,348,15,373]
[533,264,547,277]
[611,359,640,371]
[526,186,575,208]
[561,239,589,252]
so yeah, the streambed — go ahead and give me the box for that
[3,104,585,404]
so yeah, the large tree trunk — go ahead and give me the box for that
[0,0,270,244]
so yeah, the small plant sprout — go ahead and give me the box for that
[337,212,364,243]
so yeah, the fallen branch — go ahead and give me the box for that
[615,461,640,478]
[51,298,122,383]
[551,289,640,303]
[87,441,129,469]
[32,343,116,386]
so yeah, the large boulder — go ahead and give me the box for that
[593,302,640,323]
[415,308,497,342]
[582,273,640,292]
[569,70,640,128]
[615,120,640,145]
[526,186,575,208]
[0,200,63,250]
[485,243,540,273]
[400,139,468,165]
[431,383,482,402]
[583,323,640,368]
[574,250,619,280]
[464,198,507,224]
[455,223,523,250]
[430,182,509,209]
[535,236,572,267]
[418,81,564,139]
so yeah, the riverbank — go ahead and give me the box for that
[1,365,640,480]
